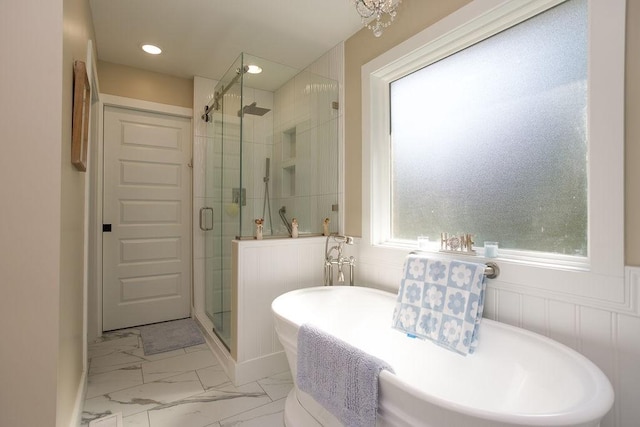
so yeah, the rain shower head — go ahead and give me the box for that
[238,102,271,117]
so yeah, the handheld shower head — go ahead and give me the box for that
[264,158,270,181]
[333,235,354,245]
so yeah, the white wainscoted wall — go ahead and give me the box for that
[356,249,640,427]
[231,237,326,384]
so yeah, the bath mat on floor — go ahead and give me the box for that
[139,318,205,355]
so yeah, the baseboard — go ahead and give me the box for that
[234,351,290,386]
[69,369,87,427]
[194,311,289,386]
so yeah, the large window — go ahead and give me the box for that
[362,0,625,298]
[390,0,587,256]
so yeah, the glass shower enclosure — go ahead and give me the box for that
[203,53,340,351]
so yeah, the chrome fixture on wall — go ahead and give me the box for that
[353,0,401,37]
[279,206,293,236]
[409,250,500,279]
[201,65,249,122]
[238,102,271,117]
[324,235,356,286]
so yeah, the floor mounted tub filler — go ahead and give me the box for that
[272,286,614,427]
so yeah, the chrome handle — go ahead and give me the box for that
[199,207,214,231]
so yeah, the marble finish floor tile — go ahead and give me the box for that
[257,371,293,401]
[185,343,210,353]
[90,346,187,376]
[219,398,286,427]
[86,365,144,399]
[83,328,290,427]
[142,349,218,383]
[122,411,150,427]
[83,371,205,421]
[147,382,271,427]
[197,364,231,390]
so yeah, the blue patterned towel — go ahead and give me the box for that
[392,255,487,355]
[297,324,394,427]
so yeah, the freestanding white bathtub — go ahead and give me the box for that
[272,286,614,427]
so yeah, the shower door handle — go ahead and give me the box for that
[199,207,214,231]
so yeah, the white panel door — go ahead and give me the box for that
[103,105,192,331]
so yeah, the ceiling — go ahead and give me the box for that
[89,0,365,82]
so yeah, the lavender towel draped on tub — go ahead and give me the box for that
[296,324,394,427]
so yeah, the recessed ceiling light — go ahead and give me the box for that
[246,65,262,74]
[141,44,162,55]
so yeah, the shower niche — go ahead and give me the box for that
[201,52,340,353]
[281,126,297,197]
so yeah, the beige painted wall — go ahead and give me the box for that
[60,0,97,424]
[0,1,63,426]
[1,0,95,424]
[98,60,194,108]
[625,0,640,266]
[345,0,640,266]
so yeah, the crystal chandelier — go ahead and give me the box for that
[353,0,401,37]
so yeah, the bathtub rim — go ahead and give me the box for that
[272,285,615,427]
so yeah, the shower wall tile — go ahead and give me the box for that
[294,72,311,125]
[306,50,329,77]
[193,257,205,314]
[252,144,271,199]
[254,89,274,111]
[205,137,219,199]
[295,129,311,196]
[242,87,255,106]
[303,197,319,234]
[337,118,344,233]
[193,136,206,198]
[328,43,344,86]
[272,47,341,231]
[193,196,206,259]
[292,197,310,233]
[318,194,338,230]
[194,77,217,117]
[193,76,218,138]
[242,140,255,197]
[243,116,255,143]
[276,80,295,131]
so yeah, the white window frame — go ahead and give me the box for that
[361,0,628,311]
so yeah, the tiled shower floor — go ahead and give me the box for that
[81,327,292,427]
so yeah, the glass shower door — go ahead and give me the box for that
[204,54,244,351]
[204,100,229,349]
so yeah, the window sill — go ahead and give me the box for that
[359,240,628,314]
[379,239,590,271]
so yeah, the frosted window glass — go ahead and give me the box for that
[390,0,587,256]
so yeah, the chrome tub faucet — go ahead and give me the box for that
[324,235,355,286]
